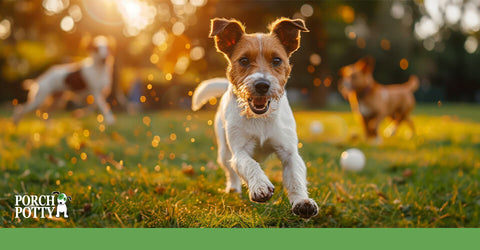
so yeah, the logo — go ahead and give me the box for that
[14,191,72,219]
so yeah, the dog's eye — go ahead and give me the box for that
[239,57,250,67]
[272,57,282,67]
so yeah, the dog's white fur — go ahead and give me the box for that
[192,18,318,218]
[193,78,318,218]
[13,36,116,125]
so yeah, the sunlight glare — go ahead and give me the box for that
[116,0,157,37]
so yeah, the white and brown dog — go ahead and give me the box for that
[192,18,318,219]
[13,36,117,125]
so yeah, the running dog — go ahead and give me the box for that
[191,18,318,219]
[338,56,419,141]
[13,36,117,125]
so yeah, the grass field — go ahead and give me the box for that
[1,103,479,228]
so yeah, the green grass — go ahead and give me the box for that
[0,104,479,228]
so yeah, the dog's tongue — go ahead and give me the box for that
[252,96,268,106]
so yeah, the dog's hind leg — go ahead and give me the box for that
[364,115,384,144]
[14,84,51,124]
[215,113,241,193]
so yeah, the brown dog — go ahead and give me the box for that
[338,56,419,141]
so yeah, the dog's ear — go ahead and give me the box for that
[338,66,350,77]
[270,18,309,56]
[52,191,60,195]
[356,56,375,74]
[209,18,245,56]
[67,196,72,201]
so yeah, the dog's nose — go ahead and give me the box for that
[254,80,270,95]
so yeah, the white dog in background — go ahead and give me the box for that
[13,36,117,125]
[192,18,318,219]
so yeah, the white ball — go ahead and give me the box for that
[340,148,366,171]
[309,120,324,135]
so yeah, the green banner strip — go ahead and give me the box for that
[1,228,478,249]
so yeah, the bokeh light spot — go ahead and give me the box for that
[380,39,391,50]
[0,19,11,40]
[143,116,151,126]
[60,16,75,32]
[356,38,366,48]
[324,77,332,87]
[464,36,478,54]
[309,53,321,66]
[43,0,69,15]
[339,5,355,23]
[97,114,104,123]
[300,4,314,17]
[86,95,95,104]
[172,22,185,36]
[190,46,205,61]
[400,58,409,70]
[80,152,87,160]
[150,54,159,64]
[208,97,217,105]
[68,4,83,22]
[307,65,315,74]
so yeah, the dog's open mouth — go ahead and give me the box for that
[248,96,270,114]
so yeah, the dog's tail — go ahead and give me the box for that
[191,78,229,111]
[405,75,419,92]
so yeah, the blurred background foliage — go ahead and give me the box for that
[1,0,480,109]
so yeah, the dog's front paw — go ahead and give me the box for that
[292,198,318,219]
[249,180,274,203]
[12,107,22,125]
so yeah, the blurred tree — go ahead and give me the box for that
[1,0,480,107]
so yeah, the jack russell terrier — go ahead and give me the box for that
[13,36,117,125]
[338,56,419,141]
[192,18,318,219]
